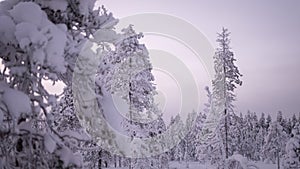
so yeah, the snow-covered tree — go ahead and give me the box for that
[264,121,288,167]
[0,0,118,167]
[284,123,300,169]
[188,112,206,161]
[0,0,160,168]
[266,114,272,131]
[259,113,267,130]
[211,27,242,160]
[291,114,298,129]
[240,112,256,160]
[227,112,243,157]
[168,114,186,162]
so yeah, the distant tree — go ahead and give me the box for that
[291,114,298,128]
[284,123,300,169]
[264,122,288,168]
[259,113,266,129]
[266,114,272,130]
[240,112,256,160]
[227,112,243,157]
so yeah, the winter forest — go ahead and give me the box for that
[0,0,300,169]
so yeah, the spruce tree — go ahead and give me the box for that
[212,27,242,159]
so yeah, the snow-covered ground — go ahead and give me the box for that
[104,161,277,169]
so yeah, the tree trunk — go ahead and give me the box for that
[277,149,280,169]
[98,150,102,169]
[114,155,117,167]
[225,108,229,159]
[129,158,132,169]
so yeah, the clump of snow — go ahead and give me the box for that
[16,120,32,132]
[9,66,27,76]
[227,154,248,169]
[4,2,68,74]
[44,133,57,153]
[0,15,16,44]
[43,0,68,11]
[9,2,43,26]
[93,29,119,43]
[78,0,96,15]
[0,82,31,119]
[0,0,19,15]
[227,154,260,169]
[56,147,83,167]
[42,24,67,73]
[59,129,91,141]
[15,22,39,49]
[32,49,46,65]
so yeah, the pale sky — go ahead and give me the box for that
[100,0,300,117]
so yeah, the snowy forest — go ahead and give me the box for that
[0,0,300,169]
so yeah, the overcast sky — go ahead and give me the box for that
[100,0,300,117]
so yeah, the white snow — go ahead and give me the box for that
[103,161,277,169]
[0,82,31,119]
[32,49,46,65]
[78,0,96,15]
[93,29,119,43]
[6,1,67,73]
[15,22,39,49]
[9,2,43,26]
[0,15,16,44]
[59,129,91,141]
[9,66,27,76]
[44,133,57,153]
[56,146,83,167]
[42,24,67,73]
[43,0,68,11]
